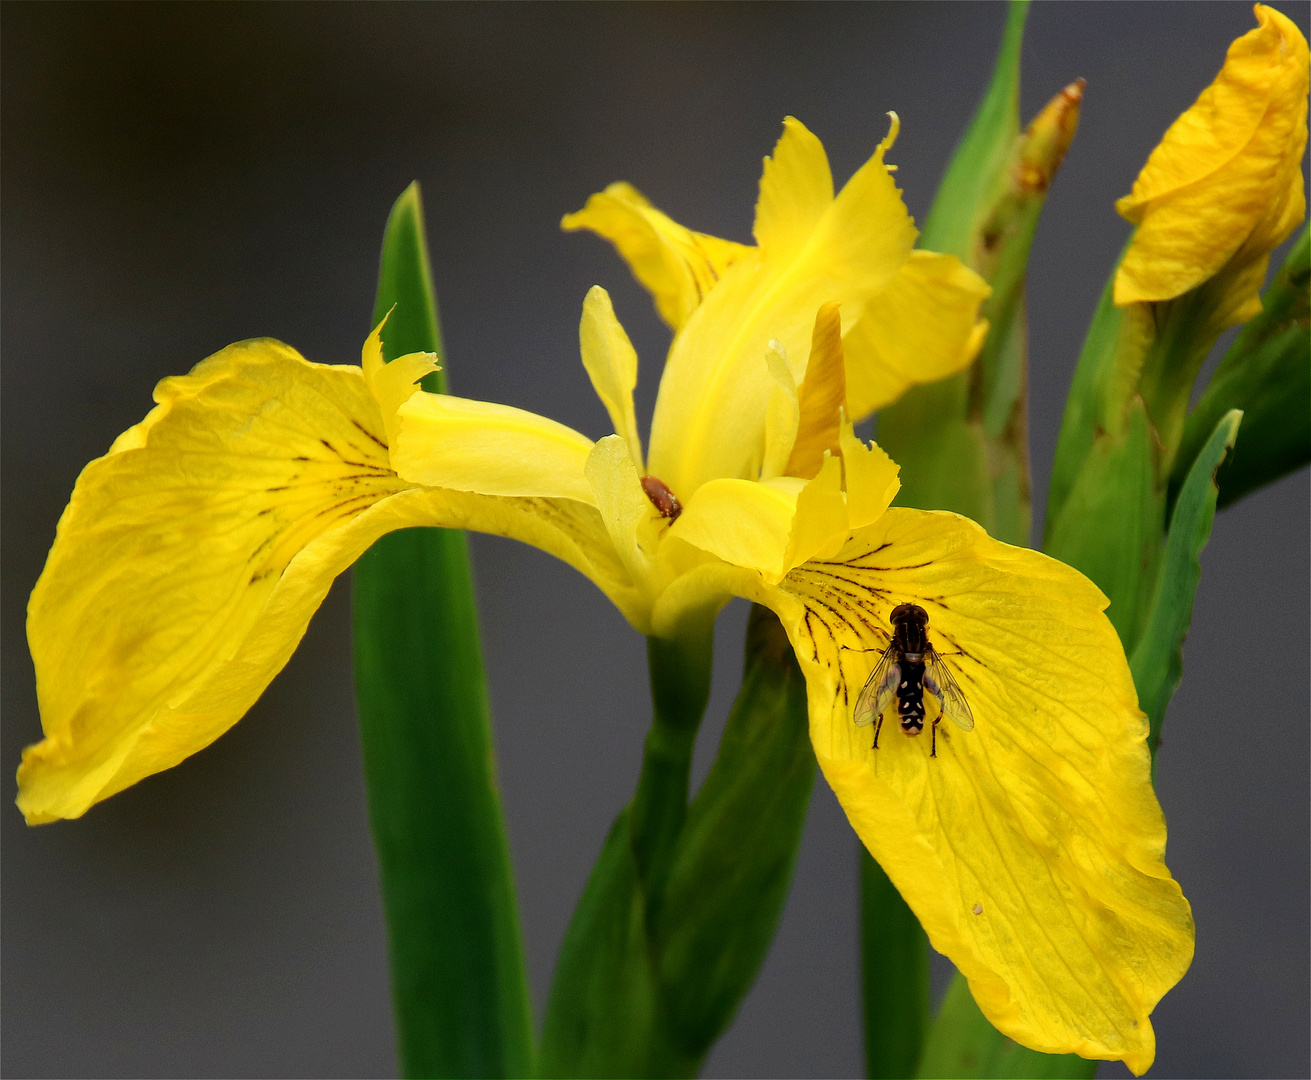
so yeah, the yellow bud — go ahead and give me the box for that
[1114,4,1309,320]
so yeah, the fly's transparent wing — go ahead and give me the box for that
[853,644,900,727]
[923,645,974,732]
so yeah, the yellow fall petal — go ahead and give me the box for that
[579,286,644,469]
[562,181,751,331]
[648,116,918,496]
[1114,4,1309,310]
[393,392,596,503]
[754,509,1192,1074]
[844,249,991,420]
[18,341,650,823]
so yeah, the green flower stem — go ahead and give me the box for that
[631,623,715,893]
[539,606,814,1078]
[354,183,532,1079]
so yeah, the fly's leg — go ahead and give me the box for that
[872,711,885,751]
[930,716,939,758]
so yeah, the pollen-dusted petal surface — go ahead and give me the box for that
[18,340,415,823]
[562,181,751,331]
[648,117,918,496]
[393,392,597,503]
[1114,4,1309,308]
[844,250,991,420]
[759,509,1193,1074]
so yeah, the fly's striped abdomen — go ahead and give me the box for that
[897,660,926,735]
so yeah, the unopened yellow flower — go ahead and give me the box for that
[19,118,1190,1073]
[1114,3,1308,325]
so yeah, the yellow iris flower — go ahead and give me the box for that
[1114,3,1308,327]
[18,117,1191,1072]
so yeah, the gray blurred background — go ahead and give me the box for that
[3,3,1307,1078]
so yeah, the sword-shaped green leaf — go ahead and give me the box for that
[1133,409,1243,766]
[353,183,533,1079]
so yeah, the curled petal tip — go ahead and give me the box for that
[881,111,901,152]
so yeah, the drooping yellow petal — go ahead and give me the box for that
[1114,4,1309,310]
[392,392,596,503]
[579,286,644,469]
[785,302,847,478]
[753,509,1192,1074]
[754,116,834,257]
[361,316,440,450]
[648,117,918,497]
[18,341,647,824]
[844,250,991,420]
[562,181,751,331]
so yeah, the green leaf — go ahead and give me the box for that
[1133,409,1242,765]
[861,852,929,1079]
[1173,226,1309,511]
[878,0,1028,539]
[1045,397,1164,652]
[655,605,815,1057]
[539,607,814,1078]
[919,0,1028,259]
[916,975,1096,1080]
[353,183,533,1079]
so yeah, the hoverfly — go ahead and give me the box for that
[853,602,974,757]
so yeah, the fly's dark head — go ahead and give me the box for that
[889,602,928,629]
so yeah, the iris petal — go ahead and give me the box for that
[393,392,596,502]
[759,509,1192,1074]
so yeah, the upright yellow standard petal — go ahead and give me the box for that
[562,181,751,331]
[752,510,1192,1074]
[1114,4,1309,314]
[844,250,991,420]
[648,117,917,496]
